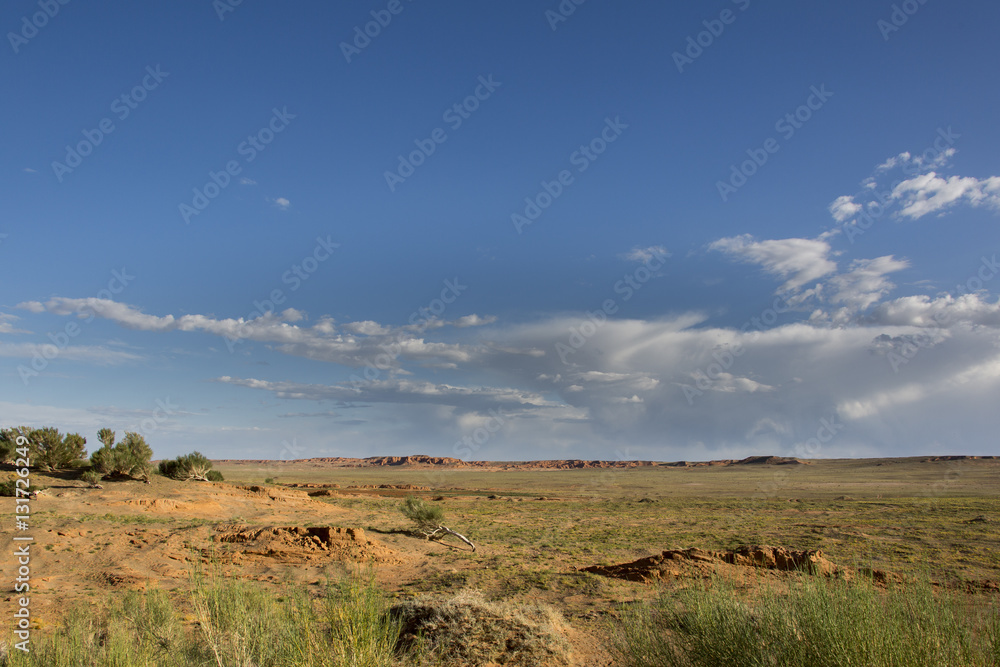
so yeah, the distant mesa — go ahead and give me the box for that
[214,454,810,469]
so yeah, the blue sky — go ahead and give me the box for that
[3,0,999,461]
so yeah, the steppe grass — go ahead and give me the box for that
[2,572,404,667]
[611,574,1000,667]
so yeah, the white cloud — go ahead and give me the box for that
[18,297,484,370]
[866,293,1000,328]
[0,313,28,334]
[620,245,671,263]
[892,173,1000,219]
[827,256,909,312]
[271,197,291,209]
[709,234,837,292]
[0,341,142,364]
[829,195,862,223]
[240,177,257,185]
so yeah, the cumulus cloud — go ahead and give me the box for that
[866,293,1000,328]
[829,195,862,223]
[270,197,291,209]
[892,173,1000,219]
[709,234,837,292]
[831,143,1000,228]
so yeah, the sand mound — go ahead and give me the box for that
[390,590,571,666]
[582,545,837,582]
[215,525,398,563]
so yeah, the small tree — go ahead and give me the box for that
[0,427,31,464]
[400,496,475,551]
[30,427,87,470]
[89,430,152,480]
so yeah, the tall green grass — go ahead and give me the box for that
[611,574,1000,667]
[2,572,405,667]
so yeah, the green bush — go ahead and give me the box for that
[81,470,103,487]
[400,496,445,533]
[90,431,152,480]
[0,427,32,464]
[206,470,224,482]
[21,426,87,470]
[610,574,1000,667]
[159,451,215,481]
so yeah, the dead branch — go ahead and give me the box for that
[424,525,476,552]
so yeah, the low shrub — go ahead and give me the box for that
[158,451,216,481]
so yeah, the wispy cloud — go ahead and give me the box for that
[709,234,837,292]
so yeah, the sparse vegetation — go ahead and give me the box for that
[610,575,1000,667]
[158,451,215,481]
[81,470,103,487]
[3,573,408,667]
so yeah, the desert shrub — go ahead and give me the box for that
[0,472,46,497]
[90,431,152,480]
[400,495,444,532]
[25,427,87,471]
[206,470,224,482]
[81,470,102,487]
[158,451,214,481]
[391,590,570,666]
[0,427,32,464]
[610,574,1000,667]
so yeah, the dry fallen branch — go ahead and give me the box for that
[424,525,476,552]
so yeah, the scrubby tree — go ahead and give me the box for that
[400,496,475,551]
[0,427,32,464]
[97,428,115,448]
[89,430,152,480]
[158,451,216,481]
[30,427,87,470]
